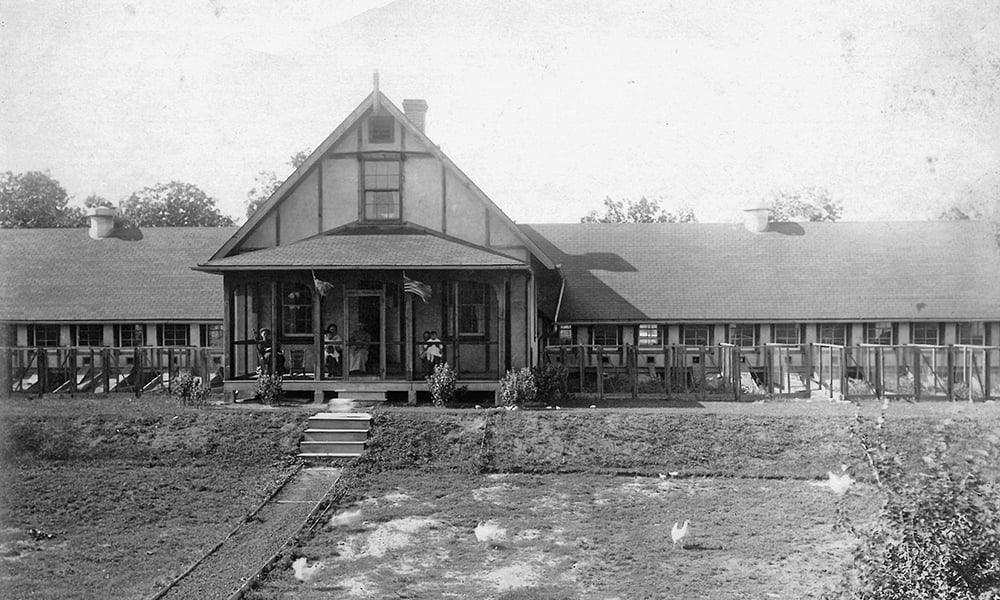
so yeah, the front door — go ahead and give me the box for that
[346,292,382,377]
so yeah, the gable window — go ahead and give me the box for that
[28,324,60,347]
[864,322,895,345]
[911,322,941,345]
[591,325,619,347]
[957,322,985,345]
[281,283,313,336]
[729,324,757,347]
[363,160,401,220]
[681,325,710,346]
[116,324,145,347]
[159,324,190,346]
[772,323,802,345]
[819,323,849,346]
[637,324,662,347]
[368,115,395,143]
[74,324,103,346]
[457,282,487,337]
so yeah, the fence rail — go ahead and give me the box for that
[0,346,224,398]
[543,343,999,402]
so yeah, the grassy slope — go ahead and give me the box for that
[0,396,311,600]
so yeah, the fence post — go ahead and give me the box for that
[874,347,884,400]
[630,345,638,401]
[733,346,741,402]
[913,347,921,401]
[803,343,812,395]
[134,347,144,398]
[765,346,773,395]
[577,344,585,393]
[946,345,954,401]
[663,345,670,400]
[839,346,848,403]
[596,346,604,400]
[0,347,11,400]
[986,348,993,402]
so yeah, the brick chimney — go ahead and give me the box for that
[87,207,117,239]
[403,99,428,133]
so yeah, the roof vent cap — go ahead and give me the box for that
[742,207,771,233]
[87,207,117,239]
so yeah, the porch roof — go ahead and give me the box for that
[196,231,528,271]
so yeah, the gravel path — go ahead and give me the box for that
[156,467,340,600]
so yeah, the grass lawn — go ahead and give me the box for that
[251,470,871,599]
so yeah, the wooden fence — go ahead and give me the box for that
[0,346,224,398]
[542,343,1000,402]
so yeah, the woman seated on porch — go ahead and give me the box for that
[323,324,343,376]
[349,327,371,373]
[255,328,286,375]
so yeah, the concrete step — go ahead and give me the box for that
[302,429,368,442]
[308,413,371,431]
[299,440,366,456]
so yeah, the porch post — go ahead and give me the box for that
[496,279,507,379]
[269,281,278,373]
[222,276,233,381]
[313,280,322,382]
[404,292,414,381]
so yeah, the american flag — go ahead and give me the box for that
[312,270,335,297]
[403,275,432,303]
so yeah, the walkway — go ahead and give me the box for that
[154,466,341,600]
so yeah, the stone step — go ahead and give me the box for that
[302,429,368,442]
[298,440,366,456]
[307,412,371,431]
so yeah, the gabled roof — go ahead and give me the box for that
[210,90,555,270]
[520,221,1000,322]
[0,227,236,322]
[197,226,527,270]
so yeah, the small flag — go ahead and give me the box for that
[403,275,432,303]
[312,270,335,298]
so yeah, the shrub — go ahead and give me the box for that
[829,407,1000,599]
[426,362,457,407]
[499,368,536,408]
[172,370,211,406]
[255,369,283,405]
[531,363,568,405]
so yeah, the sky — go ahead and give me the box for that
[2,0,999,224]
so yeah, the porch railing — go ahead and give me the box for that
[1,346,223,398]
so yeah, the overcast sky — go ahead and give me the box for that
[2,0,998,224]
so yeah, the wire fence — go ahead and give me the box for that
[1,346,224,398]
[543,343,1000,402]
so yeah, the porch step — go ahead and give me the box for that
[298,411,371,458]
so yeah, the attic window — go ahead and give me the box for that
[363,160,401,221]
[368,116,394,143]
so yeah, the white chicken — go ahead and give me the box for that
[671,520,689,549]
[474,520,507,544]
[329,508,363,528]
[292,556,322,582]
[827,471,853,495]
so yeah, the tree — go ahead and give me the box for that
[0,171,83,228]
[581,197,697,223]
[767,187,842,222]
[121,181,234,227]
[245,149,312,218]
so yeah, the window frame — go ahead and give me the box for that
[728,324,757,348]
[590,325,620,347]
[74,324,103,347]
[772,323,802,345]
[637,323,662,347]
[362,159,402,221]
[368,115,395,144]
[957,322,986,345]
[281,282,314,337]
[555,324,574,345]
[457,282,488,339]
[28,324,61,347]
[159,324,190,347]
[863,322,895,345]
[819,323,849,346]
[911,322,941,346]
[115,324,145,347]
[681,324,711,347]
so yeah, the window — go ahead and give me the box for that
[911,323,941,345]
[819,323,849,346]
[957,322,986,345]
[281,283,313,336]
[637,324,662,347]
[28,324,60,347]
[368,115,395,143]
[201,324,224,347]
[74,324,103,346]
[555,325,574,345]
[863,322,895,345]
[457,282,487,337]
[591,325,619,347]
[772,324,801,345]
[363,160,401,220]
[681,325,711,346]
[159,324,190,346]
[729,324,757,347]
[116,324,145,347]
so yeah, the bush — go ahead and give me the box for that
[499,368,536,408]
[255,369,283,405]
[531,364,568,405]
[829,407,1000,599]
[426,362,457,407]
[172,370,211,406]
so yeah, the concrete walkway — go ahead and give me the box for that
[155,467,341,600]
